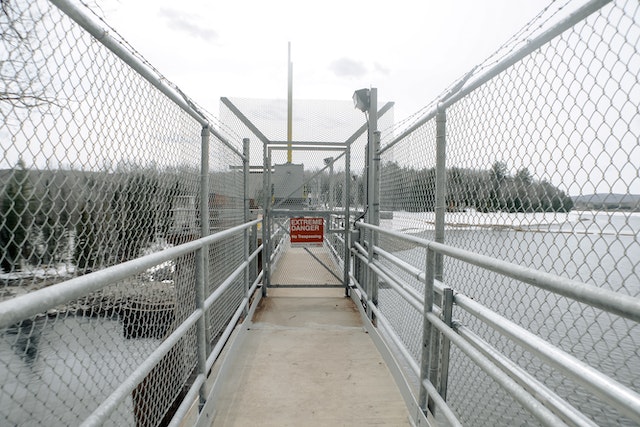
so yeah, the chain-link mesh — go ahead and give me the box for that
[219,97,387,286]
[1,1,246,425]
[378,1,639,425]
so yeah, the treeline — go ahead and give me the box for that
[0,160,198,274]
[380,161,573,213]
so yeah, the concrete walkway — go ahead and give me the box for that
[209,247,411,426]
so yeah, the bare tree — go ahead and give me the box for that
[0,0,56,108]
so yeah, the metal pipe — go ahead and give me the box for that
[0,219,260,329]
[287,42,293,163]
[356,221,640,322]
[343,141,351,296]
[379,0,613,156]
[456,293,640,423]
[200,125,211,359]
[50,0,246,161]
[457,325,598,427]
[426,312,566,426]
[194,245,208,408]
[81,309,203,426]
[434,109,446,282]
[439,287,454,400]
[243,138,250,316]
[262,144,270,294]
[418,248,436,411]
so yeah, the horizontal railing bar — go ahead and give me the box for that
[371,304,420,377]
[455,293,640,422]
[432,240,640,322]
[0,219,261,329]
[441,0,613,110]
[373,245,446,296]
[356,222,640,322]
[353,244,423,312]
[268,140,348,148]
[206,294,250,373]
[457,325,598,427]
[421,377,463,427]
[81,308,202,427]
[425,312,566,426]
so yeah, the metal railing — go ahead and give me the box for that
[350,0,640,426]
[1,0,262,425]
[2,0,639,426]
[353,222,640,426]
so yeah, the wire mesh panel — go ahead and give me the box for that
[0,1,246,425]
[377,1,640,426]
[218,97,388,288]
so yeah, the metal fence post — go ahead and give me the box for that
[434,108,446,281]
[429,108,447,410]
[262,143,270,295]
[439,287,454,400]
[243,138,250,315]
[344,142,351,296]
[195,125,210,407]
[370,130,381,316]
[419,246,437,415]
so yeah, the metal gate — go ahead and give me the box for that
[257,133,352,291]
[219,95,393,293]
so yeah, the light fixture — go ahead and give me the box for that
[323,157,333,165]
[352,88,370,112]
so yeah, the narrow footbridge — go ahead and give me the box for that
[1,0,640,426]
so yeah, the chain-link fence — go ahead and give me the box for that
[374,0,639,425]
[219,97,395,289]
[0,1,251,425]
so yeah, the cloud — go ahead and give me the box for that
[374,62,390,75]
[158,9,218,41]
[329,57,367,78]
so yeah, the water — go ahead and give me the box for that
[0,316,159,426]
[378,210,640,426]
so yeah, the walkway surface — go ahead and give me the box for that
[209,247,411,426]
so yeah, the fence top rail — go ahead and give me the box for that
[380,0,613,155]
[356,222,640,323]
[0,219,261,330]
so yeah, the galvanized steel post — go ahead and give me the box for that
[419,246,437,414]
[370,129,381,316]
[195,125,211,407]
[434,108,446,281]
[262,143,270,295]
[439,287,454,400]
[344,142,351,296]
[243,138,250,315]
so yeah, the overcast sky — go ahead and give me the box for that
[98,0,549,121]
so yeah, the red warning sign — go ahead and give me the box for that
[290,217,324,246]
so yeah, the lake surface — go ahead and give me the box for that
[378,210,639,426]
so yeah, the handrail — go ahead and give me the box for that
[355,221,640,423]
[356,222,640,322]
[0,219,261,330]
